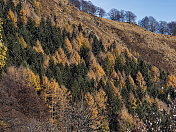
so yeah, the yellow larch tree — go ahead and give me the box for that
[124,48,131,58]
[43,77,58,122]
[20,37,27,48]
[136,71,147,93]
[20,8,27,24]
[55,85,72,131]
[129,93,137,110]
[65,37,73,52]
[151,66,160,82]
[129,75,135,87]
[58,48,69,65]
[43,77,71,130]
[8,9,17,27]
[76,33,83,49]
[52,51,61,64]
[94,89,110,131]
[70,51,80,65]
[132,56,138,65]
[83,37,91,49]
[33,0,40,14]
[120,54,126,65]
[66,23,70,31]
[26,69,41,92]
[166,74,176,89]
[118,71,126,90]
[89,53,105,81]
[107,52,115,66]
[43,55,50,69]
[94,89,107,112]
[113,47,121,59]
[0,18,7,71]
[42,76,50,91]
[33,40,44,54]
[84,92,100,130]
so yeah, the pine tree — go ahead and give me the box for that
[71,79,80,102]
[115,55,123,72]
[92,36,100,55]
[104,56,113,78]
[104,81,122,131]
[0,1,4,18]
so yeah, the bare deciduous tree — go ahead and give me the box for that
[148,16,159,32]
[73,0,81,10]
[125,11,136,24]
[88,2,97,15]
[138,16,150,30]
[108,8,121,21]
[168,21,176,35]
[80,0,88,12]
[97,7,106,18]
[159,21,168,34]
[120,10,125,22]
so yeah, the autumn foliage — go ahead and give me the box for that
[0,0,175,131]
[0,18,7,71]
[166,74,176,89]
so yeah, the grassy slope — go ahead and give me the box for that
[37,0,176,73]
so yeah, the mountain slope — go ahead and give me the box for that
[37,0,176,73]
[0,0,175,131]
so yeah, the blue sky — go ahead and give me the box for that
[90,0,176,22]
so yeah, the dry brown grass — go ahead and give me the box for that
[101,19,176,73]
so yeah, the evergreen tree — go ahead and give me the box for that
[104,81,122,131]
[104,56,113,78]
[115,55,123,72]
[78,23,83,32]
[71,78,80,101]
[6,0,15,12]
[80,45,90,67]
[0,1,4,18]
[92,36,100,55]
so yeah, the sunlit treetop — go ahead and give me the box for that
[0,18,7,70]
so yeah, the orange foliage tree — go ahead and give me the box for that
[0,18,7,71]
[8,9,17,27]
[166,75,176,89]
[42,77,72,130]
[151,66,160,82]
[65,37,73,52]
[84,92,104,130]
[136,71,147,94]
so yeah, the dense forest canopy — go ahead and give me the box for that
[0,0,175,131]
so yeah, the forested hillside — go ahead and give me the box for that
[0,0,175,131]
